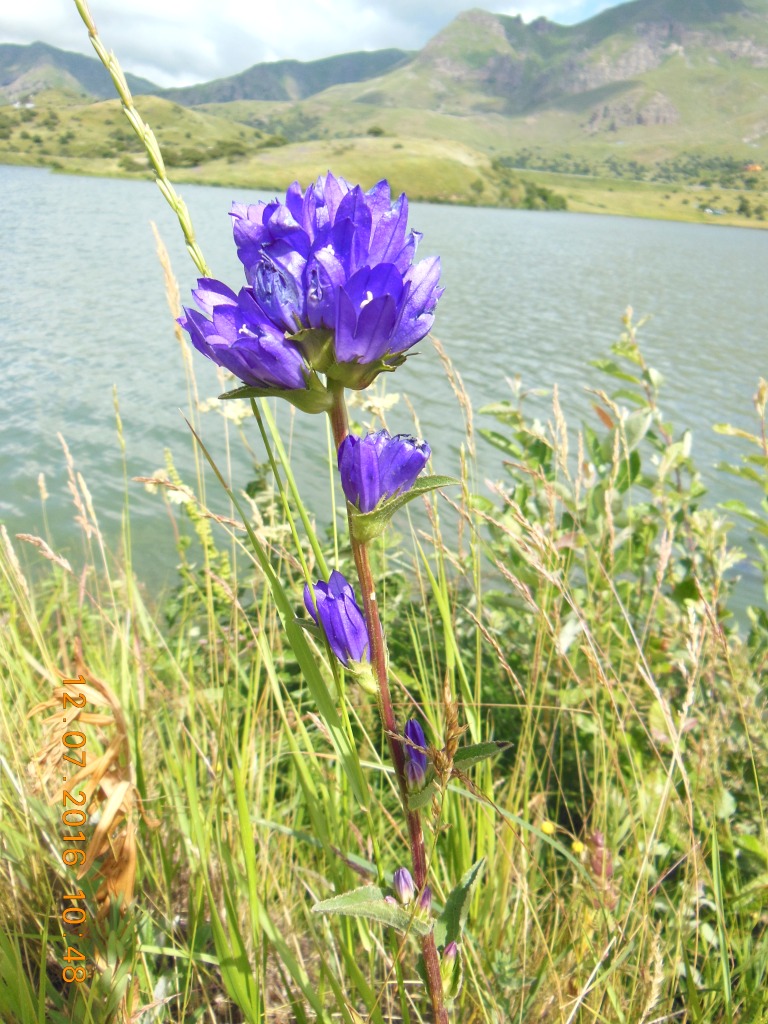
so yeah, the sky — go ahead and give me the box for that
[1,0,626,88]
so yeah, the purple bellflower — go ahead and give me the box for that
[337,430,431,513]
[404,718,428,792]
[230,173,444,385]
[179,279,308,390]
[304,570,369,667]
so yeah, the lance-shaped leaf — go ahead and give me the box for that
[407,777,440,811]
[453,741,510,770]
[349,475,459,542]
[313,886,432,937]
[219,370,333,414]
[433,858,485,949]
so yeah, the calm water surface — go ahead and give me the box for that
[1,165,766,609]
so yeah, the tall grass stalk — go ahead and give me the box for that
[2,6,766,1022]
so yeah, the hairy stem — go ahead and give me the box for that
[328,383,449,1023]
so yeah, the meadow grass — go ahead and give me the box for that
[1,12,766,1019]
[1,289,766,1022]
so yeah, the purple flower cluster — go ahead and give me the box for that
[179,173,443,394]
[338,430,430,513]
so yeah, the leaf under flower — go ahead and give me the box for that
[349,475,459,541]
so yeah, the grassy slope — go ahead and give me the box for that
[2,311,766,1024]
[3,2,768,227]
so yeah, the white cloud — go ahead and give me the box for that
[0,0,617,87]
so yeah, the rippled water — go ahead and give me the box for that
[2,165,766,607]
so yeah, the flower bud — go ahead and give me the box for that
[303,570,369,667]
[404,718,428,792]
[418,885,432,916]
[406,758,427,792]
[392,867,415,906]
[338,431,430,513]
[440,942,462,1002]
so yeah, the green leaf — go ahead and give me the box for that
[713,423,761,444]
[219,371,333,414]
[408,778,440,811]
[590,358,641,383]
[478,428,522,459]
[643,366,664,391]
[433,858,485,948]
[622,410,652,452]
[615,449,641,492]
[349,476,459,542]
[313,886,432,937]
[453,741,508,769]
[734,835,768,864]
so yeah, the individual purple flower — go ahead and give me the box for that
[229,173,443,375]
[337,431,431,513]
[404,717,428,792]
[178,278,308,390]
[393,867,415,905]
[333,258,442,366]
[303,570,369,667]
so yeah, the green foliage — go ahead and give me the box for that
[2,306,767,1022]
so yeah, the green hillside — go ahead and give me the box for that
[2,0,768,225]
[0,41,159,103]
[160,49,413,105]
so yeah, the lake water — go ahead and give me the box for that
[1,164,766,612]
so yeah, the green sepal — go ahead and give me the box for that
[313,886,432,937]
[453,741,509,770]
[219,369,333,414]
[349,661,378,695]
[433,858,485,949]
[289,328,335,373]
[407,778,440,811]
[349,475,459,542]
[326,352,408,390]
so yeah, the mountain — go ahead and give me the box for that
[0,41,160,103]
[0,40,411,106]
[160,49,413,105]
[0,0,767,220]
[325,0,768,119]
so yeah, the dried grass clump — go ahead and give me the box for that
[28,641,158,918]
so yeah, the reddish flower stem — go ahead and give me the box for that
[328,384,449,1024]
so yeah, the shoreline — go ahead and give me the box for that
[5,154,768,232]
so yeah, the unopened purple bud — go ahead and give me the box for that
[384,895,398,906]
[419,885,432,914]
[440,941,462,1001]
[406,758,427,793]
[393,867,415,905]
[404,718,428,791]
[303,570,369,667]
[337,431,430,513]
